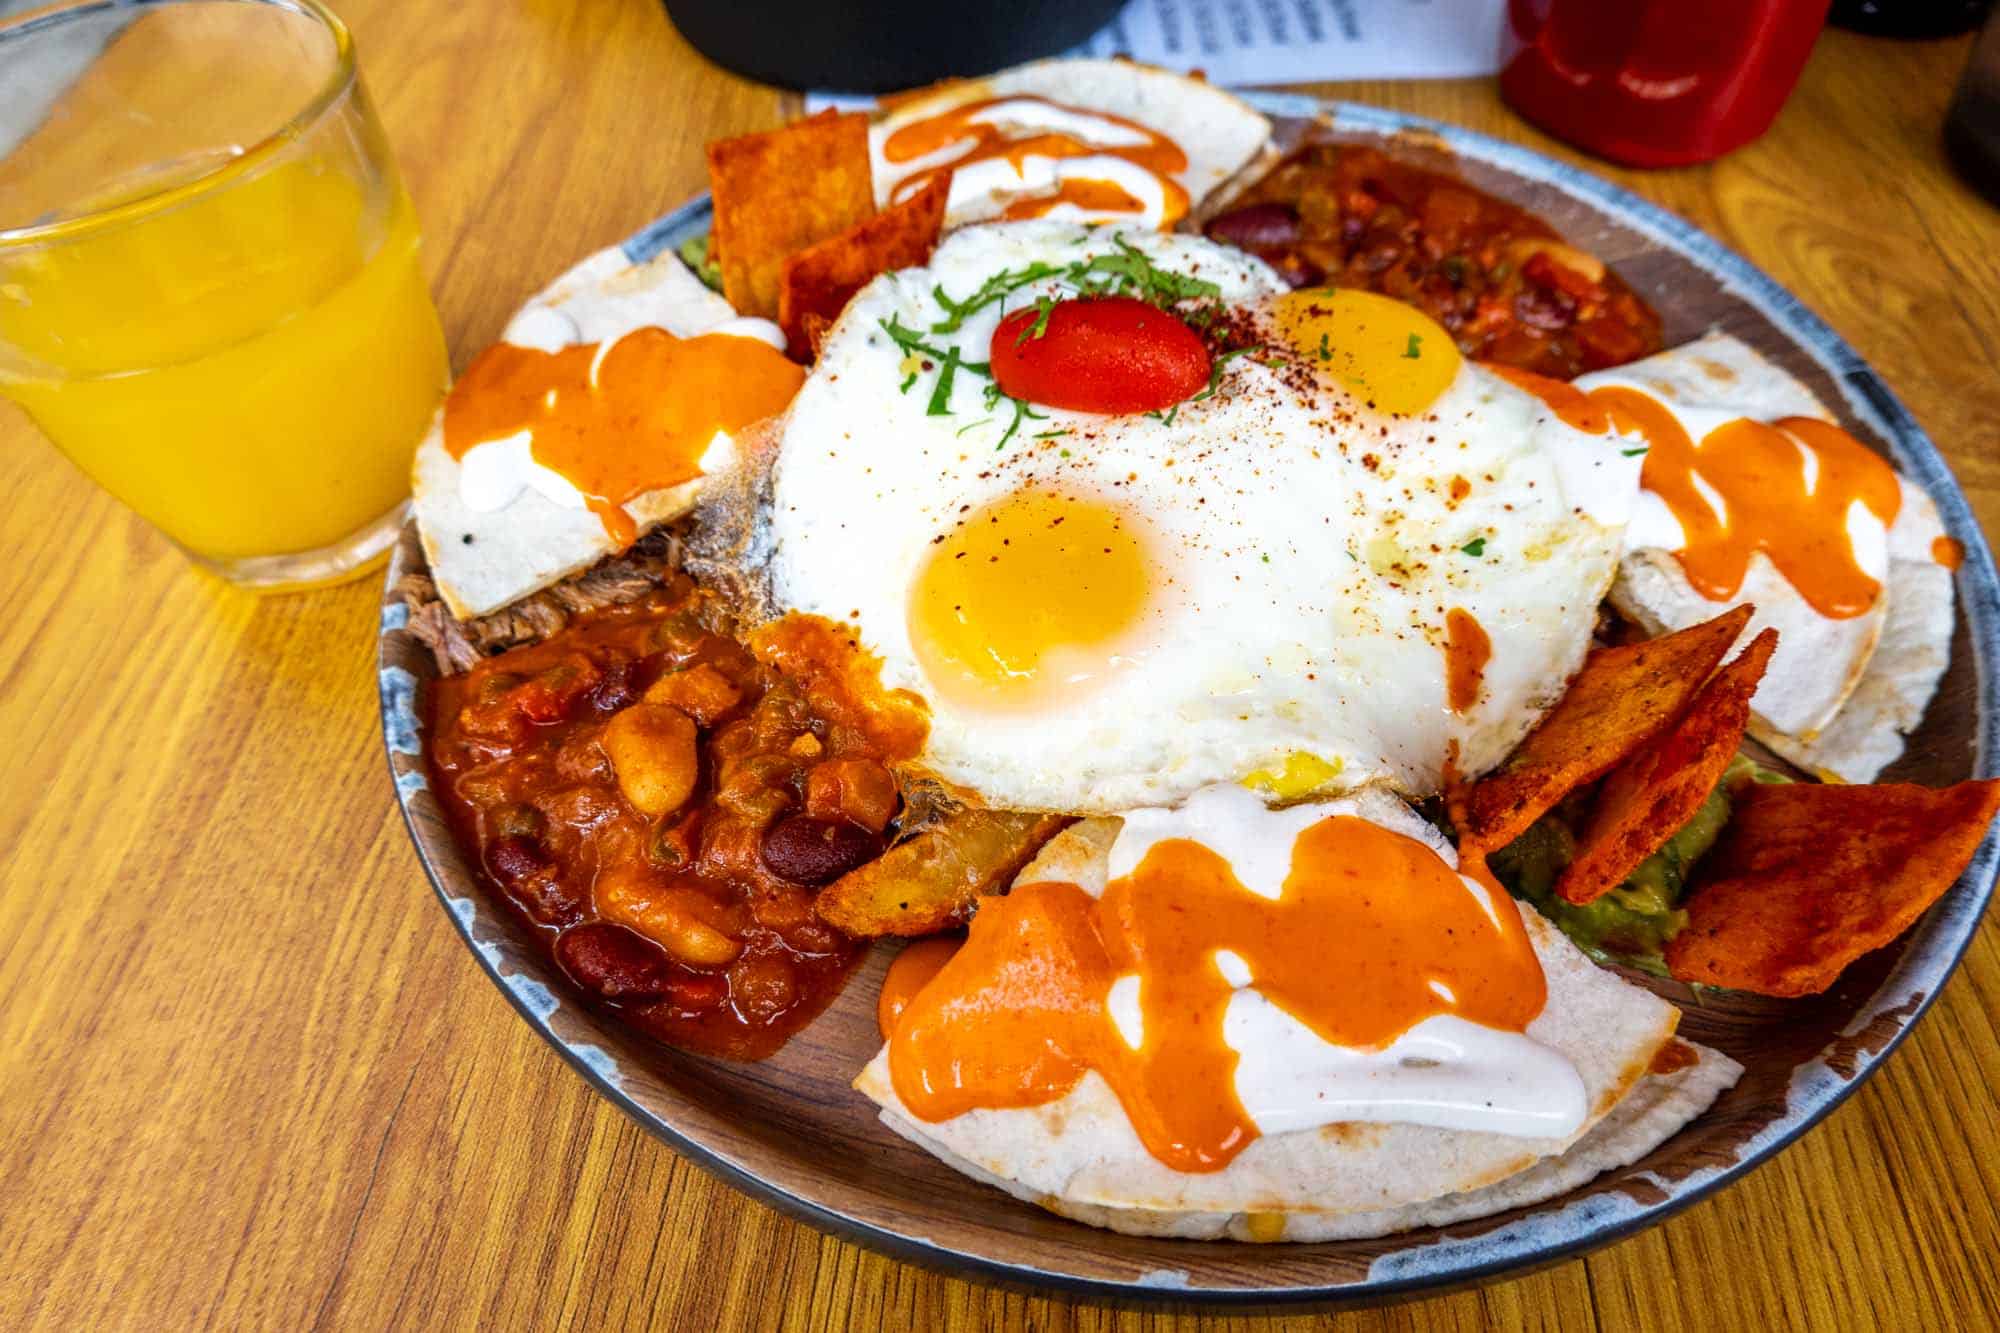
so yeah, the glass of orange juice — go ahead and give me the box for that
[0,0,448,590]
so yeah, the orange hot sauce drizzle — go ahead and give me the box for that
[1488,364,1901,619]
[1442,607,1491,714]
[885,817,1547,1174]
[877,937,964,1039]
[442,328,804,547]
[882,97,1191,225]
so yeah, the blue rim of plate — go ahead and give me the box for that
[385,93,2000,1306]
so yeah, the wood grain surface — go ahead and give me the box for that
[2,4,1996,1328]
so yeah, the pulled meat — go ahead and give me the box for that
[401,527,685,674]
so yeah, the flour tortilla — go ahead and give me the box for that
[412,245,739,620]
[875,1037,1740,1241]
[1579,332,1951,757]
[869,59,1271,228]
[854,814,1721,1234]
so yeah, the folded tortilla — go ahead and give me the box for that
[412,246,740,620]
[855,816,1736,1237]
[1762,480,1955,782]
[868,59,1271,228]
[1576,332,1953,775]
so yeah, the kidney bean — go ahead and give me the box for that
[586,660,643,714]
[1205,201,1302,250]
[486,834,549,886]
[759,815,883,887]
[555,922,673,1001]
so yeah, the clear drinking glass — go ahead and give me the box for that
[0,0,449,589]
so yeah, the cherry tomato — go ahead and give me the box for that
[989,296,1211,415]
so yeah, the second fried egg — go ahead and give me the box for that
[764,222,1642,813]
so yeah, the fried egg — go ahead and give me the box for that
[764,222,1642,813]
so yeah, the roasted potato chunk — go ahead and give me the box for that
[815,809,1069,938]
[602,702,698,818]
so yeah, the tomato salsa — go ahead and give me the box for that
[427,579,908,1059]
[1206,143,1663,378]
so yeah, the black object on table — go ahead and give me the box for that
[665,0,1128,91]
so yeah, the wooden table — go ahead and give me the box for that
[5,4,1997,1327]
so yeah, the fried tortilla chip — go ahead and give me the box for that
[816,809,1069,938]
[1665,778,2000,996]
[1460,605,1754,852]
[778,171,950,359]
[1556,629,1777,905]
[707,110,874,321]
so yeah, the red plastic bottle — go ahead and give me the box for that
[1500,0,1834,168]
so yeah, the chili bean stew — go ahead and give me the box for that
[428,579,906,1059]
[1207,143,1663,378]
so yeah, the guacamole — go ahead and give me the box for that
[679,233,724,293]
[1488,756,1786,974]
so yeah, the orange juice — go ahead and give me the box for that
[0,154,447,562]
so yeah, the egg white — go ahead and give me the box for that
[764,222,1641,813]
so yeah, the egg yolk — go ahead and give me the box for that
[1274,288,1461,416]
[909,489,1151,709]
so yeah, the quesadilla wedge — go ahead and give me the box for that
[412,244,784,620]
[856,799,1738,1237]
[868,59,1271,230]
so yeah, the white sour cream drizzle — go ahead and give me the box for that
[964,98,1153,147]
[1571,374,1892,590]
[943,154,1172,227]
[1098,784,1588,1142]
[455,307,785,515]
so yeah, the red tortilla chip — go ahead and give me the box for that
[1665,778,2000,997]
[1556,629,1776,905]
[778,171,950,359]
[1460,605,1754,852]
[706,111,875,322]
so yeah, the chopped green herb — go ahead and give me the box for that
[1189,344,1265,405]
[1260,554,1271,564]
[1622,446,1648,457]
[956,417,993,438]
[1032,429,1071,439]
[1460,537,1487,557]
[1317,332,1333,361]
[1403,333,1423,359]
[1014,293,1058,347]
[931,262,1064,333]
[930,237,1221,338]
[927,346,964,416]
[994,396,1047,449]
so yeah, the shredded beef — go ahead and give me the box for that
[399,526,686,674]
